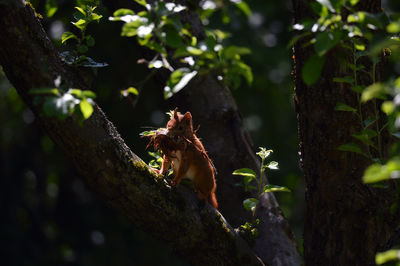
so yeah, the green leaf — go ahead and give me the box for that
[72,19,87,31]
[121,22,138,37]
[338,142,365,156]
[235,1,251,17]
[349,0,359,6]
[45,0,58,18]
[353,39,366,51]
[211,29,231,41]
[363,159,400,184]
[382,101,395,115]
[79,98,94,119]
[256,147,273,159]
[243,198,258,212]
[61,32,78,44]
[387,22,400,33]
[361,83,387,102]
[140,130,158,137]
[351,130,377,146]
[334,102,357,112]
[316,0,335,12]
[232,61,253,86]
[266,161,279,170]
[333,76,354,84]
[222,46,251,60]
[302,54,325,86]
[68,89,96,99]
[121,87,139,97]
[164,69,197,98]
[375,249,400,265]
[347,11,366,23]
[263,184,291,193]
[232,168,257,178]
[81,90,96,98]
[186,46,204,55]
[113,9,135,17]
[67,89,82,97]
[74,6,86,16]
[134,0,148,9]
[314,31,342,56]
[90,13,103,22]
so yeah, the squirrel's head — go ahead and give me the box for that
[166,107,193,138]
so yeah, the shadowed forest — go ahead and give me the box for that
[2,0,400,265]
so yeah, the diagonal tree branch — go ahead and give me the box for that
[0,2,263,265]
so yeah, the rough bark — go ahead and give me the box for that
[292,0,400,265]
[0,2,264,265]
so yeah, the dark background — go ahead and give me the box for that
[0,0,306,264]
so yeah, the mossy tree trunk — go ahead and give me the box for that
[292,0,400,264]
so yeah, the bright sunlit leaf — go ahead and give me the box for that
[232,168,257,178]
[263,184,291,193]
[375,249,400,265]
[79,98,94,119]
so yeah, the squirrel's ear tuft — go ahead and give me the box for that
[183,112,192,121]
[173,107,179,119]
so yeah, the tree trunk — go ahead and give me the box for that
[292,0,400,264]
[0,2,264,265]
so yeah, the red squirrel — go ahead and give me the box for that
[154,108,218,209]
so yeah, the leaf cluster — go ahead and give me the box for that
[239,219,260,240]
[233,147,289,237]
[110,0,253,98]
[197,0,251,25]
[29,76,96,122]
[61,6,108,68]
[147,151,164,170]
[292,0,400,86]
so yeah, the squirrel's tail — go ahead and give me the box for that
[209,192,218,209]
